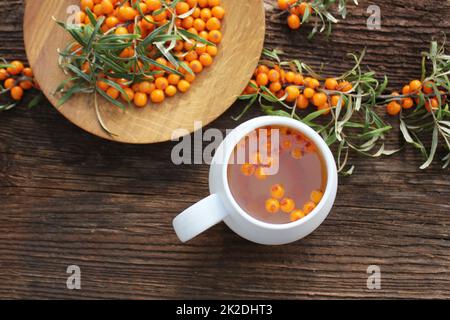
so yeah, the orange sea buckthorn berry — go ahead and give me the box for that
[119,47,134,58]
[121,87,135,102]
[287,14,301,30]
[331,95,341,107]
[306,78,320,89]
[19,80,34,90]
[325,78,338,91]
[285,71,295,84]
[281,138,292,150]
[337,81,352,92]
[291,147,303,160]
[7,61,24,75]
[401,85,410,95]
[255,166,268,180]
[26,66,36,78]
[278,0,290,10]
[186,0,198,8]
[256,65,269,75]
[425,98,439,112]
[105,16,119,29]
[150,89,165,103]
[208,30,222,44]
[141,15,155,30]
[197,46,208,57]
[303,87,315,99]
[304,141,317,153]
[168,74,181,85]
[206,45,218,57]
[0,68,9,81]
[100,0,114,15]
[270,184,285,199]
[208,0,221,8]
[265,198,280,214]
[200,8,212,21]
[298,2,310,15]
[175,1,190,15]
[312,92,327,107]
[193,18,206,31]
[256,73,269,87]
[133,92,148,107]
[190,60,204,73]
[10,86,24,101]
[184,71,196,83]
[155,77,169,90]
[115,26,129,35]
[165,85,177,97]
[131,82,140,92]
[241,163,255,176]
[137,81,152,94]
[178,80,191,93]
[118,6,137,21]
[211,6,225,19]
[206,17,221,31]
[185,51,198,62]
[4,78,15,89]
[290,209,305,222]
[276,89,286,99]
[192,6,201,18]
[106,87,120,100]
[387,101,401,116]
[285,86,300,102]
[409,80,422,92]
[181,16,194,29]
[268,69,280,82]
[296,94,309,109]
[93,4,103,17]
[318,102,331,115]
[269,81,282,93]
[146,0,162,11]
[422,81,434,94]
[245,80,258,94]
[303,201,316,215]
[311,190,324,204]
[280,198,296,213]
[402,97,414,109]
[293,73,304,86]
[81,0,94,11]
[153,9,167,22]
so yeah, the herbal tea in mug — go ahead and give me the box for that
[227,126,327,224]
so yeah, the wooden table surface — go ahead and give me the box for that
[1,0,449,299]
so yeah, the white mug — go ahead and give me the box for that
[173,116,338,245]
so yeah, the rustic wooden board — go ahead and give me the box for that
[0,0,450,299]
[23,0,265,143]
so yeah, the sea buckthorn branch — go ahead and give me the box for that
[0,58,40,112]
[381,40,450,169]
[277,0,358,38]
[238,49,395,175]
[56,0,223,135]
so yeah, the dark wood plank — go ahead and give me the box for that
[0,0,449,299]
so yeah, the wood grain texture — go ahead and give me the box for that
[1,0,450,299]
[23,0,265,143]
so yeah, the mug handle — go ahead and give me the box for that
[173,194,229,242]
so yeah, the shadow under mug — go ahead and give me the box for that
[173,116,338,245]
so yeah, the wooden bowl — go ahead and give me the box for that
[24,0,265,144]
